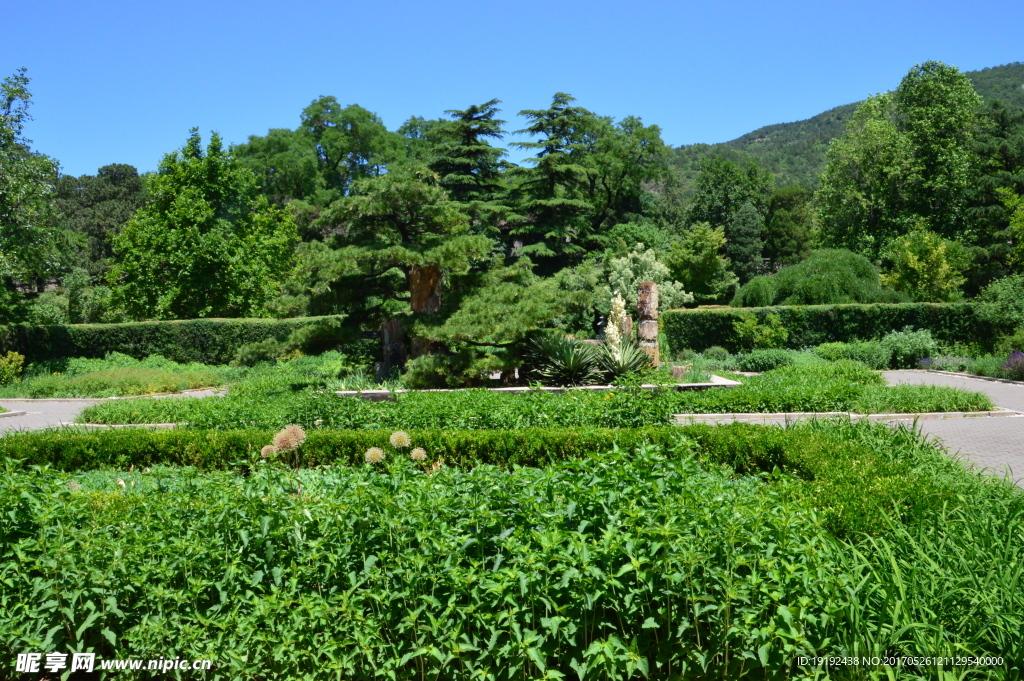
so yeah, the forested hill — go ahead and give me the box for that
[671,61,1024,193]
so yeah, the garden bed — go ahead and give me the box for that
[2,420,1021,676]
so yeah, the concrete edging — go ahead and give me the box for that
[912,369,1024,387]
[674,409,1022,424]
[338,375,742,402]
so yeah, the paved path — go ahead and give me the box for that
[0,389,223,434]
[883,371,1024,486]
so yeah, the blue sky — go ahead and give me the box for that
[4,0,1022,177]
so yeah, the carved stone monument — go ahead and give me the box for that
[636,281,659,367]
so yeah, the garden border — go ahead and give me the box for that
[337,375,742,402]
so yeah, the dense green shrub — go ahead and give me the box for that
[662,302,992,352]
[737,349,793,372]
[0,315,352,364]
[731,249,904,307]
[703,345,730,361]
[733,312,788,349]
[880,328,940,369]
[730,274,776,307]
[995,328,1024,354]
[976,274,1024,329]
[0,350,24,385]
[813,341,891,370]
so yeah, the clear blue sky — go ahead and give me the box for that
[4,0,1022,177]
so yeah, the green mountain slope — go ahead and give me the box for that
[671,62,1024,193]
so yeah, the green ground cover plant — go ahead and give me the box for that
[0,353,243,398]
[75,361,993,429]
[0,351,380,399]
[1,421,1021,678]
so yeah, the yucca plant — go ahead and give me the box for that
[596,339,651,381]
[527,335,600,386]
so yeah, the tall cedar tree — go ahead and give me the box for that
[763,185,813,268]
[428,100,508,235]
[509,93,596,264]
[726,202,764,284]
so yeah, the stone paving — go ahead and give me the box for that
[0,389,223,434]
[882,371,1024,486]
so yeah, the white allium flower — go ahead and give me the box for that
[389,431,411,448]
[365,447,386,464]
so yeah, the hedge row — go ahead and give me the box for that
[0,423,949,535]
[0,315,348,364]
[661,302,999,352]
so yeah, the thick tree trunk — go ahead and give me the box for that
[378,317,407,380]
[408,265,442,314]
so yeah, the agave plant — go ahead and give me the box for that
[597,339,652,381]
[528,335,600,386]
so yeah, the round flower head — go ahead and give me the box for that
[410,447,427,462]
[260,444,278,458]
[67,480,81,492]
[283,424,306,446]
[365,447,386,464]
[273,429,298,451]
[389,431,411,448]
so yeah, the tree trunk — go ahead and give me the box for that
[408,265,442,314]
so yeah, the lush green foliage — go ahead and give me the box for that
[879,328,940,369]
[733,249,902,307]
[879,228,970,302]
[109,130,298,320]
[0,69,66,308]
[664,223,738,304]
[736,349,793,372]
[2,421,1022,676]
[0,353,244,398]
[662,302,994,353]
[0,314,349,365]
[813,341,892,370]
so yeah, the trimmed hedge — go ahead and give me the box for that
[662,303,998,353]
[0,315,348,364]
[0,424,953,536]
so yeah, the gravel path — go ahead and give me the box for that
[883,371,1024,486]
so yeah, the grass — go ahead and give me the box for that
[1,420,1021,678]
[0,351,387,399]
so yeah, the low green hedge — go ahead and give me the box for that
[661,302,997,352]
[0,315,348,364]
[0,423,952,536]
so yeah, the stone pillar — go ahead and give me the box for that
[637,281,659,367]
